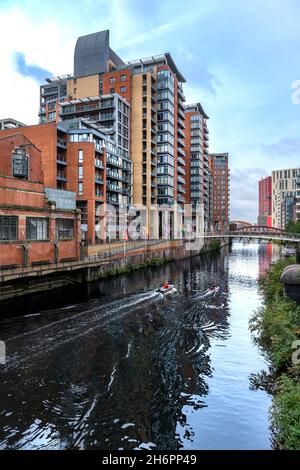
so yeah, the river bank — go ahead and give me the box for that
[0,238,223,301]
[250,257,300,449]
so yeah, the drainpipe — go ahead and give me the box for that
[21,245,28,268]
[53,242,59,264]
[80,242,84,261]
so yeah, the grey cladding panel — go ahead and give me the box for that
[74,30,110,77]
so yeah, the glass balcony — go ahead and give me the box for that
[57,138,67,148]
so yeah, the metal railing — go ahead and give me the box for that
[0,239,173,278]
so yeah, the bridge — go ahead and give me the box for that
[206,225,300,244]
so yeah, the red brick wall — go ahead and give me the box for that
[102,69,132,103]
[0,123,58,188]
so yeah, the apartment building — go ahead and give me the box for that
[0,133,80,268]
[38,30,189,238]
[258,176,272,227]
[0,118,27,131]
[185,103,210,230]
[271,167,300,228]
[208,153,230,232]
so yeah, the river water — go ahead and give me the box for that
[0,243,279,450]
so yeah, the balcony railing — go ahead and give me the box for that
[99,113,115,121]
[177,156,186,166]
[57,138,67,148]
[178,117,185,129]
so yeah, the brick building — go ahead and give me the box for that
[0,133,80,268]
[258,176,272,227]
[208,153,230,232]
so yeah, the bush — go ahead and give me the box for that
[250,257,300,448]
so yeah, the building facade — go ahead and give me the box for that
[271,167,300,228]
[0,122,121,244]
[258,176,272,227]
[208,153,230,232]
[1,29,221,244]
[185,103,210,231]
[0,133,80,268]
[0,118,27,131]
[38,30,191,239]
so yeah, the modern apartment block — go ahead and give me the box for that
[185,103,210,230]
[0,29,219,243]
[208,153,230,232]
[37,30,192,238]
[271,167,300,228]
[0,132,80,269]
[0,118,27,131]
[258,176,272,227]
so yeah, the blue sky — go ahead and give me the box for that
[1,0,300,222]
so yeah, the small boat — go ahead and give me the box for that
[157,284,177,295]
[191,286,220,300]
[282,246,296,257]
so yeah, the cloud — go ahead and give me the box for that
[230,167,268,223]
[262,137,300,157]
[13,51,52,84]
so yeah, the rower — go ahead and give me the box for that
[163,281,170,289]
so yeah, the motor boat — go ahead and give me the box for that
[282,246,296,257]
[191,286,220,300]
[157,284,177,295]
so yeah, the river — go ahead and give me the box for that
[0,242,279,450]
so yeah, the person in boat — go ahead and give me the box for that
[208,283,216,291]
[162,281,170,289]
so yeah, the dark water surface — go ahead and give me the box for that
[0,243,278,450]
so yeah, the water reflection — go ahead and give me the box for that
[0,243,276,449]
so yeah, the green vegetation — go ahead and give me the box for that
[104,256,175,278]
[207,239,221,253]
[286,219,300,234]
[250,257,300,449]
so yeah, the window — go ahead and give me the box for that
[12,148,28,178]
[110,77,116,83]
[56,219,74,239]
[78,182,83,195]
[0,216,18,241]
[26,218,49,240]
[110,88,115,93]
[120,86,126,93]
[78,166,83,179]
[120,75,127,81]
[78,149,83,163]
[48,111,56,121]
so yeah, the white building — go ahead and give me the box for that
[272,167,300,228]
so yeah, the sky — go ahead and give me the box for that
[0,0,300,222]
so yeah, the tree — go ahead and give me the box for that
[285,220,300,234]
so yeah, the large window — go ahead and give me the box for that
[56,219,74,239]
[26,218,49,240]
[0,216,18,241]
[12,148,28,179]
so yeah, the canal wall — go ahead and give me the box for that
[0,239,227,301]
